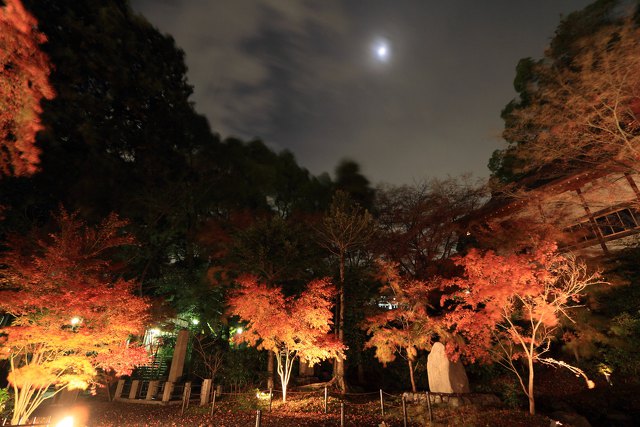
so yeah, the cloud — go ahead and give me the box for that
[132,0,595,185]
[133,0,350,141]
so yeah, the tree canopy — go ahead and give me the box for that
[0,209,149,424]
[442,242,602,414]
[490,0,640,184]
[227,276,345,402]
[0,0,54,177]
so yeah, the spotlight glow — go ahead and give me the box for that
[55,416,74,427]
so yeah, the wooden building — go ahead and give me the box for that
[465,166,640,257]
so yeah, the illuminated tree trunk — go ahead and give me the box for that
[276,349,296,403]
[408,358,417,393]
[528,348,535,415]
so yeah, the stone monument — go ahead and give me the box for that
[427,342,470,393]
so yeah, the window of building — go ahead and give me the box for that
[565,207,640,244]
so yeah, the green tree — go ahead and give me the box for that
[334,159,375,211]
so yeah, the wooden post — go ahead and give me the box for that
[324,386,328,414]
[426,391,433,423]
[379,389,385,417]
[146,380,159,400]
[402,395,407,427]
[269,388,273,412]
[162,382,174,403]
[201,379,212,406]
[114,379,125,400]
[185,382,192,410]
[129,380,140,399]
[168,329,189,382]
[181,382,192,415]
[210,389,217,416]
[255,409,262,427]
[340,402,345,427]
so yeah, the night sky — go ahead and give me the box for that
[131,0,592,186]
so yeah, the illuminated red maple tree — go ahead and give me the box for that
[364,261,439,392]
[0,0,54,177]
[228,276,345,402]
[0,209,149,424]
[442,242,602,415]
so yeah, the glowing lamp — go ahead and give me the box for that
[256,391,271,400]
[70,317,81,326]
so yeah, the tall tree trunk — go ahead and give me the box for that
[357,361,365,384]
[334,299,340,338]
[267,351,274,390]
[106,380,113,402]
[408,359,417,393]
[334,251,347,392]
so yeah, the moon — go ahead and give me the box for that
[372,39,391,62]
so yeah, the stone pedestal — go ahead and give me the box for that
[201,379,212,406]
[427,342,470,393]
[146,380,159,400]
[128,380,140,399]
[168,329,189,382]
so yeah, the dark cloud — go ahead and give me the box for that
[131,0,592,185]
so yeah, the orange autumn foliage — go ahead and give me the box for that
[0,0,55,177]
[228,276,345,401]
[442,241,602,414]
[0,209,149,424]
[503,19,640,178]
[364,261,440,392]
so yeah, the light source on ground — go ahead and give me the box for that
[236,327,243,334]
[191,318,199,325]
[256,390,271,400]
[55,416,74,427]
[70,317,81,326]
